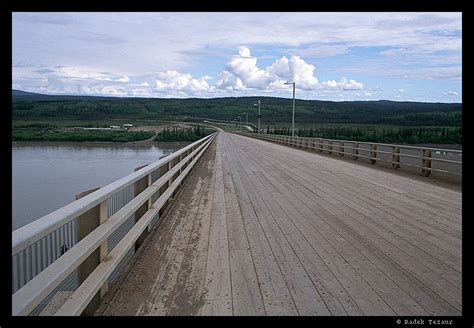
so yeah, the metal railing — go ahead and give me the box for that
[238,132,462,177]
[12,132,217,316]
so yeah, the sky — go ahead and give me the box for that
[12,12,462,102]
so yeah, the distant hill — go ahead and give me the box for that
[12,89,54,100]
[12,89,115,102]
[12,89,462,126]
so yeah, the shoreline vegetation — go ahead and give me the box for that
[12,124,216,143]
[12,129,156,142]
[154,126,214,142]
[265,126,462,144]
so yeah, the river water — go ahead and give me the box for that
[12,141,188,231]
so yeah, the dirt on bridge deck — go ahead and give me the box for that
[96,132,462,316]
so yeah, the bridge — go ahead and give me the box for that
[12,131,462,316]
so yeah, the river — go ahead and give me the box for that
[12,141,189,231]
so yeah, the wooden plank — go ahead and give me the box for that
[232,143,388,316]
[221,147,265,315]
[200,137,232,315]
[225,147,331,316]
[229,133,460,315]
[222,140,298,316]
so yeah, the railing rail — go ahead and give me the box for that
[12,132,217,316]
[237,132,461,177]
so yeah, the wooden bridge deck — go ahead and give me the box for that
[97,132,461,316]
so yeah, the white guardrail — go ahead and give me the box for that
[238,132,462,177]
[12,132,218,316]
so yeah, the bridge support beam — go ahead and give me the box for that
[353,142,359,160]
[134,164,150,252]
[75,187,102,316]
[392,146,401,169]
[370,144,377,164]
[422,149,432,177]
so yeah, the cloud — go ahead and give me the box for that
[286,45,349,58]
[398,88,405,93]
[398,67,461,80]
[321,77,363,91]
[140,81,150,87]
[154,70,214,93]
[379,48,408,56]
[217,46,362,92]
[216,70,246,91]
[369,86,383,92]
[53,66,114,81]
[116,76,130,83]
[267,55,319,90]
[446,91,458,96]
[33,68,55,74]
[238,46,251,57]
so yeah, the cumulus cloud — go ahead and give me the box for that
[238,46,251,57]
[398,88,405,93]
[115,76,130,83]
[13,48,363,98]
[54,66,114,81]
[217,46,362,92]
[154,70,214,93]
[446,90,458,96]
[220,47,275,89]
[267,55,319,90]
[321,77,363,91]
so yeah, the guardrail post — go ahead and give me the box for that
[328,141,332,155]
[339,141,344,156]
[318,140,323,152]
[370,144,377,164]
[75,187,102,316]
[134,164,150,251]
[422,149,432,176]
[99,201,108,298]
[353,142,359,160]
[392,146,401,169]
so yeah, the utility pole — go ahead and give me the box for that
[254,99,261,133]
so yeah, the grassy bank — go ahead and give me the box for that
[12,129,155,142]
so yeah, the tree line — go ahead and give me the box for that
[266,126,462,144]
[154,126,213,142]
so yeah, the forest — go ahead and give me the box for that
[13,91,461,127]
[12,90,462,144]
